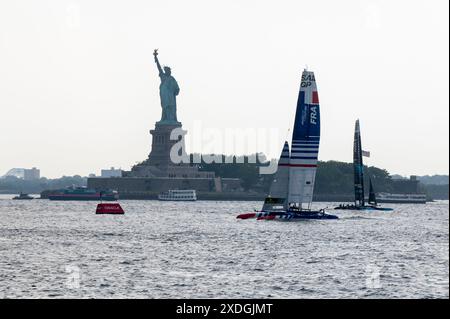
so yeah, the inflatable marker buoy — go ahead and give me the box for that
[96,203,124,214]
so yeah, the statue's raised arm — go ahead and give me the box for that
[153,49,163,75]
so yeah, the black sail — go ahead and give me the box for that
[368,178,377,206]
[353,120,365,207]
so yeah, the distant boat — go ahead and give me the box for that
[376,193,427,204]
[47,187,118,201]
[237,69,338,220]
[158,190,197,201]
[13,193,34,200]
[334,120,393,211]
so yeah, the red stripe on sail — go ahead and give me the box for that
[312,91,319,104]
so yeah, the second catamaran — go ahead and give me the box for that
[237,69,338,220]
[335,120,393,211]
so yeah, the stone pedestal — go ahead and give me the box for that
[146,122,187,170]
[129,121,214,179]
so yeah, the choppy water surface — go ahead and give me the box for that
[0,196,448,298]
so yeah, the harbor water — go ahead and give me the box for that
[0,195,448,298]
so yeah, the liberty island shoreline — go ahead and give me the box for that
[37,190,356,202]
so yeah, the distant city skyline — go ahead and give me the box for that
[0,0,448,178]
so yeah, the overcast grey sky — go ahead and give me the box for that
[0,0,448,178]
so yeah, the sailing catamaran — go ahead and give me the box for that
[334,120,393,211]
[237,69,338,220]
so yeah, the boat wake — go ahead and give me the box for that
[340,216,373,220]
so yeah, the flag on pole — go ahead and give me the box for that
[362,150,371,158]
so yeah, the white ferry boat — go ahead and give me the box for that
[376,193,427,204]
[158,190,197,201]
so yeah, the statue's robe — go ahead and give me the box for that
[159,73,180,122]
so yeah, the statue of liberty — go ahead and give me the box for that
[153,49,180,124]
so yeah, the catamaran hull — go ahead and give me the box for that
[287,212,338,219]
[334,205,393,211]
[237,210,338,220]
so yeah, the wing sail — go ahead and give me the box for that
[353,119,365,206]
[262,141,290,211]
[288,70,320,210]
